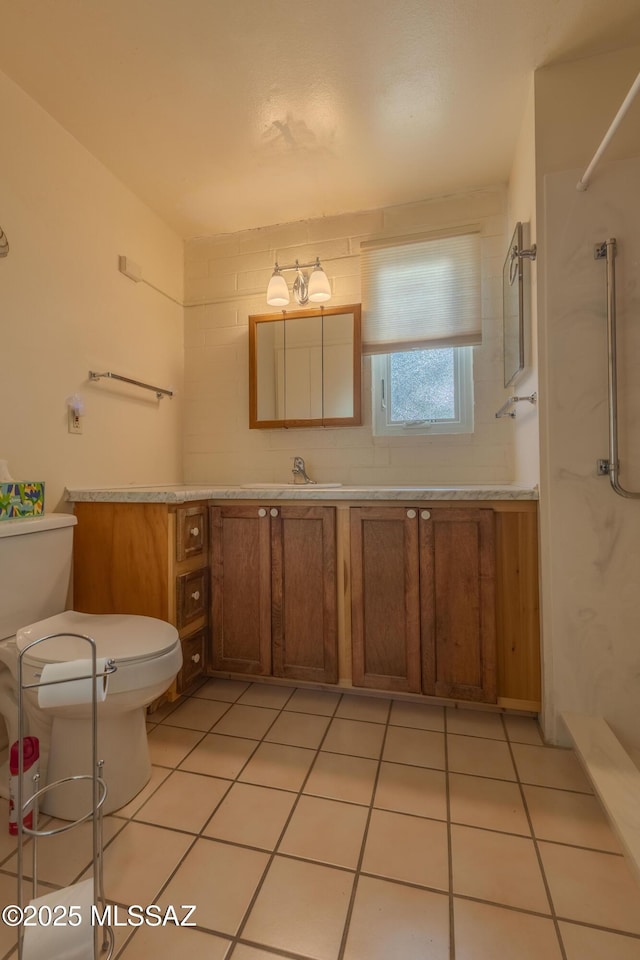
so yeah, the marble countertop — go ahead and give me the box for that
[65,483,538,503]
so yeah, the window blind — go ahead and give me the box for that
[360,229,482,355]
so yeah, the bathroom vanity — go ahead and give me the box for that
[67,484,540,712]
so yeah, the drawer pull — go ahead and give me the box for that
[258,508,267,517]
[406,509,416,519]
[190,526,200,537]
[421,510,431,520]
[270,508,279,517]
[191,653,201,664]
[191,590,201,601]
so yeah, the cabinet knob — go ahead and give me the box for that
[190,526,200,537]
[191,653,201,664]
[406,509,416,519]
[270,508,279,517]
[191,590,201,601]
[258,508,267,517]
[421,510,431,520]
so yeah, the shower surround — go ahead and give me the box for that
[539,155,640,759]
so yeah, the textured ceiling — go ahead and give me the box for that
[1,0,639,238]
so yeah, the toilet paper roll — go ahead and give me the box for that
[37,659,110,709]
[22,878,95,960]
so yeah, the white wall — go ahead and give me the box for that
[183,188,514,486]
[534,46,640,753]
[0,71,184,511]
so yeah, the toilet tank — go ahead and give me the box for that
[0,514,77,641]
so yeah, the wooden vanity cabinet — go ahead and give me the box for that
[210,503,338,683]
[72,501,209,697]
[350,505,497,703]
[72,496,540,710]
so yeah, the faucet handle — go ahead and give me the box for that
[291,456,315,484]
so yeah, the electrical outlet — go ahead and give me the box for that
[68,408,82,434]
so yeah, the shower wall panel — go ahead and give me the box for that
[540,156,640,754]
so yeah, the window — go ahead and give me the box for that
[372,347,473,436]
[361,229,480,437]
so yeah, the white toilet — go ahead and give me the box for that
[0,513,182,819]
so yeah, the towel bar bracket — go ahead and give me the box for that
[495,392,537,419]
[594,241,612,261]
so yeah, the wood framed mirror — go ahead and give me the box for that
[249,304,362,429]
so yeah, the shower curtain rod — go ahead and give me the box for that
[576,71,640,191]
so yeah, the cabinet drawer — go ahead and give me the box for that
[176,506,208,562]
[176,568,208,628]
[178,628,206,692]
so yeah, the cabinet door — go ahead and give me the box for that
[350,507,421,693]
[210,505,272,675]
[271,506,338,683]
[420,508,497,702]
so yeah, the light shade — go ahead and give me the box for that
[266,272,290,306]
[308,265,331,303]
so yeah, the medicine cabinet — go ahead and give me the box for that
[249,304,362,429]
[503,221,535,388]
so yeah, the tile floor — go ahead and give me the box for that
[2,679,640,959]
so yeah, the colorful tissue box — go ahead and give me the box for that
[0,482,45,520]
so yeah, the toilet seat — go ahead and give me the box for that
[16,611,179,665]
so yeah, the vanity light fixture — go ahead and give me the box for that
[266,258,331,306]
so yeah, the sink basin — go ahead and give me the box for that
[240,483,343,489]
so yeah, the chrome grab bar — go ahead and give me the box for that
[596,238,640,498]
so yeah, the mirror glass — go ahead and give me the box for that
[250,305,361,428]
[503,221,525,387]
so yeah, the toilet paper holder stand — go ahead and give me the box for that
[15,633,118,959]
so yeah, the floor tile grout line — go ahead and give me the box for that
[107,890,640,960]
[451,890,640,934]
[58,682,254,954]
[170,703,545,746]
[228,686,348,950]
[12,803,625,895]
[109,831,201,960]
[152,713,596,794]
[6,684,635,958]
[0,686,402,895]
[334,696,392,960]
[153,685,296,801]
[0,705,624,852]
[112,682,299,959]
[0,720,608,873]
[94,691,246,848]
[444,703,456,960]
[107,885,640,960]
[501,712,569,960]
[193,684,300,838]
[149,750,596,796]
[555,914,640,941]
[229,936,321,960]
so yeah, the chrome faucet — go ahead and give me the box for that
[292,456,316,484]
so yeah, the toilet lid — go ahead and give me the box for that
[16,611,179,665]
